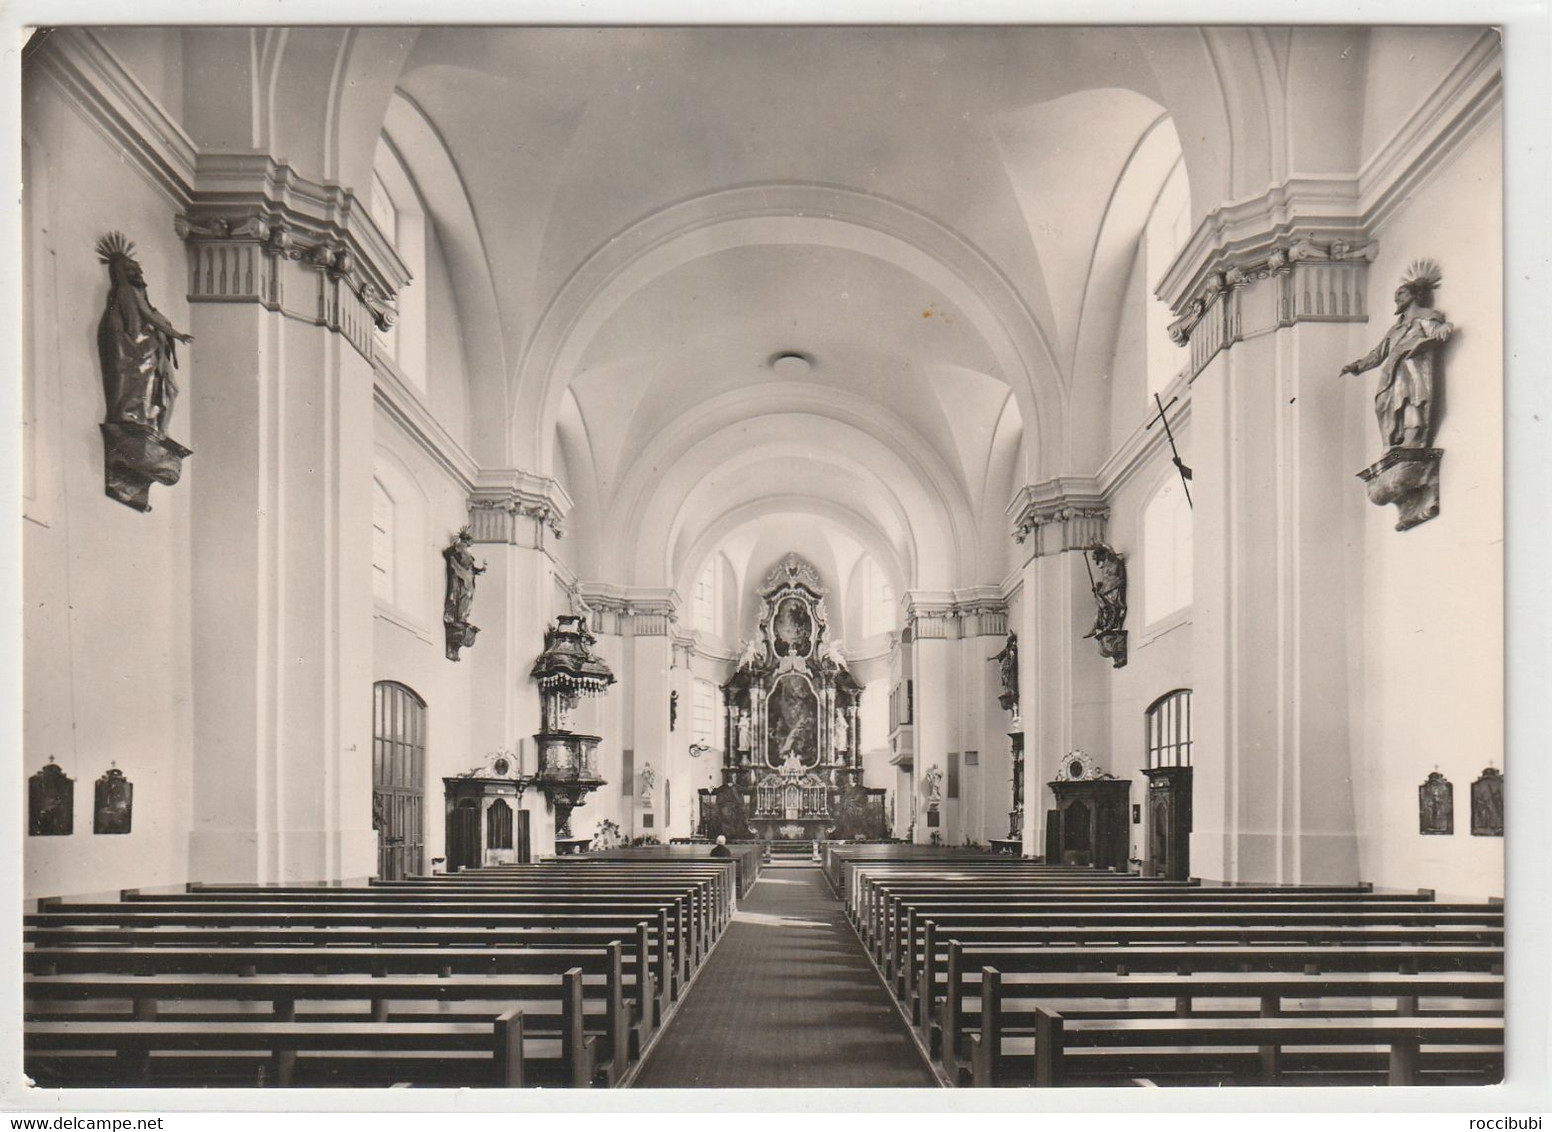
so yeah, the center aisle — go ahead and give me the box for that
[630,863,937,1088]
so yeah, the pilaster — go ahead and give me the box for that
[1163,194,1368,885]
[1008,480,1115,860]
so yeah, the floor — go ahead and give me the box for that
[630,863,937,1088]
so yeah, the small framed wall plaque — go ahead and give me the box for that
[29,760,74,836]
[94,766,134,834]
[1470,768,1503,837]
[1419,771,1454,836]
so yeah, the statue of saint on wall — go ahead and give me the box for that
[95,233,194,511]
[669,690,678,732]
[29,759,74,836]
[1470,767,1503,837]
[1083,545,1128,668]
[989,632,1019,714]
[93,765,133,835]
[1344,260,1454,530]
[639,762,656,807]
[442,527,487,661]
[1419,770,1454,835]
[923,763,944,809]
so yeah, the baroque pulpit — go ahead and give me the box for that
[700,554,887,842]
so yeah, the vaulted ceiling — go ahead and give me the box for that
[368,26,1305,618]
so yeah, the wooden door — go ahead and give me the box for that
[1145,767,1192,881]
[447,797,480,872]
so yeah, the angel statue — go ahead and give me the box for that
[1340,259,1454,450]
[96,232,193,436]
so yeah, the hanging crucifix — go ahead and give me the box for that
[1147,392,1193,509]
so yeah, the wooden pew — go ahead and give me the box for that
[891,908,1504,1004]
[28,1007,536,1088]
[1029,1007,1504,1087]
[966,969,1505,1086]
[25,968,617,1087]
[929,939,1504,1081]
[24,944,627,1085]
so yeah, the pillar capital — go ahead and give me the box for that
[467,469,573,546]
[1157,181,1377,385]
[176,155,411,363]
[902,588,1008,639]
[1008,477,1108,554]
[577,584,681,637]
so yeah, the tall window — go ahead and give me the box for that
[370,138,426,391]
[1144,158,1191,400]
[861,557,895,638]
[373,681,427,879]
[372,479,395,603]
[1145,689,1192,768]
[692,678,718,748]
[1143,474,1193,624]
[693,556,721,635]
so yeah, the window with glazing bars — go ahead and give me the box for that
[1145,688,1192,768]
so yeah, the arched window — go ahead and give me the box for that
[1145,689,1192,768]
[370,138,427,391]
[692,678,719,748]
[1143,474,1193,624]
[372,478,395,603]
[1144,158,1191,401]
[693,556,721,635]
[372,681,426,879]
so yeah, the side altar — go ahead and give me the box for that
[698,554,888,842]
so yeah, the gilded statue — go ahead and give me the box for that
[1341,260,1453,450]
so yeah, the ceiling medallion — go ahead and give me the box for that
[770,351,813,378]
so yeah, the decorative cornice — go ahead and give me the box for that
[467,469,573,546]
[577,583,681,637]
[27,28,198,208]
[903,588,1009,640]
[1153,32,1501,386]
[1007,477,1109,554]
[372,357,479,493]
[176,168,409,363]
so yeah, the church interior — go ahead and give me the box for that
[14,23,1519,1094]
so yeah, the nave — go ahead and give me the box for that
[22,846,1504,1090]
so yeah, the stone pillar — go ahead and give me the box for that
[1163,228,1371,884]
[903,595,952,844]
[1008,481,1114,861]
[466,471,573,856]
[181,184,407,884]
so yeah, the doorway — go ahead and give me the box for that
[372,680,427,880]
[1143,689,1192,881]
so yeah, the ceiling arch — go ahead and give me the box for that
[514,183,1064,478]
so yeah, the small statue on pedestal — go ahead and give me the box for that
[95,233,194,511]
[443,527,486,661]
[1342,260,1454,530]
[989,632,1019,714]
[1083,545,1128,668]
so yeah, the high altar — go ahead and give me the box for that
[698,555,888,843]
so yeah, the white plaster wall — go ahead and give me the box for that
[22,66,196,900]
[1102,445,1196,870]
[371,417,477,874]
[1346,112,1504,900]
